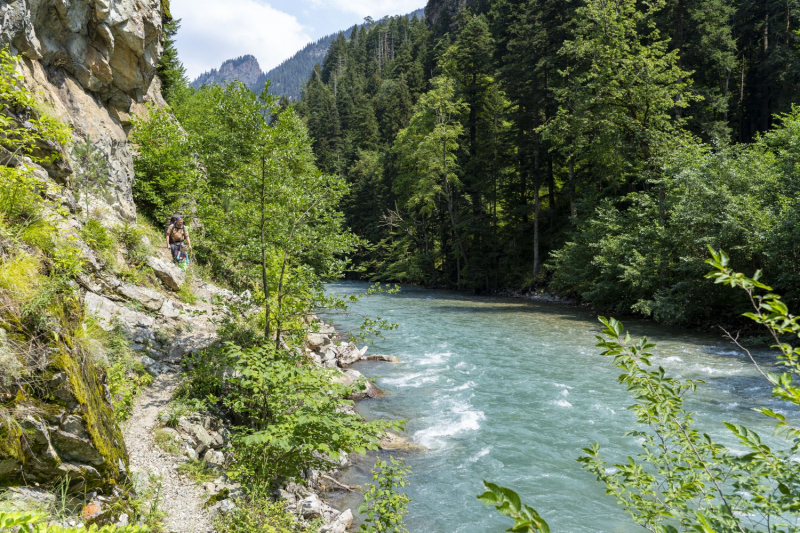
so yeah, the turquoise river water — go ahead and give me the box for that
[323,282,785,533]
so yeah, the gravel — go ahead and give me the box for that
[123,374,215,533]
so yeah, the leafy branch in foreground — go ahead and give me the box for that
[477,482,550,533]
[359,457,411,533]
[481,248,800,532]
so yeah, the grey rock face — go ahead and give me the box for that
[117,283,165,311]
[147,256,185,291]
[0,0,165,222]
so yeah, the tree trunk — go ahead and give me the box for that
[260,154,271,340]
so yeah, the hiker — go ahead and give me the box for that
[166,215,191,262]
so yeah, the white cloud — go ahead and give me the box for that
[315,0,424,18]
[172,0,312,80]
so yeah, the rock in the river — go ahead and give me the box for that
[147,256,185,291]
[336,342,365,366]
[320,509,354,533]
[363,354,401,363]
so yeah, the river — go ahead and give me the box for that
[323,281,784,532]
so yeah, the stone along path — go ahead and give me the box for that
[123,374,215,533]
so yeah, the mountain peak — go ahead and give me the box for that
[193,54,263,91]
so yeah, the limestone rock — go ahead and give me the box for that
[159,299,181,319]
[179,419,215,455]
[335,342,364,366]
[117,283,165,311]
[147,256,185,291]
[203,450,226,469]
[320,509,354,533]
[84,292,156,331]
[298,494,325,519]
[307,332,331,350]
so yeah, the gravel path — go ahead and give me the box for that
[124,374,215,533]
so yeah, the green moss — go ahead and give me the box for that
[55,346,128,486]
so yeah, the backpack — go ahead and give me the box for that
[168,224,187,243]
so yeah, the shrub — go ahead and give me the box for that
[359,458,411,533]
[215,499,319,533]
[182,342,402,491]
[80,219,115,263]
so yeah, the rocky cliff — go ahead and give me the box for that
[0,0,167,493]
[192,54,263,92]
[1,0,165,222]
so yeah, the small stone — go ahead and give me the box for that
[203,450,225,468]
[116,513,129,527]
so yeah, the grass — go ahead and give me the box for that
[154,428,182,456]
[79,219,115,264]
[177,281,198,305]
[177,460,218,484]
[130,473,166,530]
[214,498,321,533]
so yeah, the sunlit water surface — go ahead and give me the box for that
[323,282,784,532]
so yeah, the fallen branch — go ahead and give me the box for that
[321,474,356,492]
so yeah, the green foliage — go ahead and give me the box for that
[485,253,800,531]
[157,19,188,104]
[214,498,318,533]
[182,342,402,490]
[80,219,115,263]
[153,428,181,455]
[358,457,411,533]
[0,510,147,531]
[114,222,155,267]
[130,106,199,224]
[478,482,549,533]
[104,328,152,421]
[177,460,218,484]
[176,281,197,304]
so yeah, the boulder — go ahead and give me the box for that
[117,283,165,311]
[320,509,354,533]
[147,256,185,291]
[307,332,331,350]
[335,342,363,366]
[202,450,226,469]
[84,292,156,331]
[297,494,325,519]
[159,299,181,319]
[50,429,106,466]
[179,419,215,455]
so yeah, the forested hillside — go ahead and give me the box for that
[299,0,800,326]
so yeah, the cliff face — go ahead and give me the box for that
[0,0,166,490]
[1,0,165,222]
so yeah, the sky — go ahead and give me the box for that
[172,0,425,80]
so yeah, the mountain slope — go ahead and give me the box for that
[192,8,425,100]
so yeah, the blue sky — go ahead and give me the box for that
[172,0,424,80]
